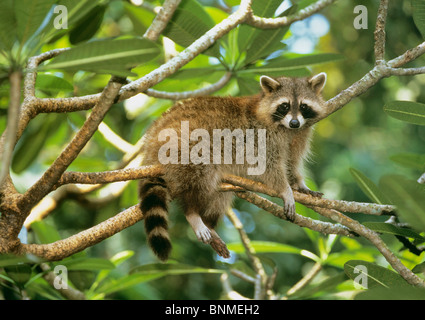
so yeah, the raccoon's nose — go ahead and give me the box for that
[289,119,300,128]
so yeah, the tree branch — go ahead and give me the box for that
[145,72,232,100]
[245,0,337,29]
[143,0,181,41]
[18,205,142,261]
[19,76,125,212]
[374,0,389,63]
[315,207,425,287]
[54,165,164,189]
[222,174,395,216]
[225,208,267,299]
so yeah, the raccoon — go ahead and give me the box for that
[138,73,327,261]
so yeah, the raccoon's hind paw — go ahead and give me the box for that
[209,231,230,259]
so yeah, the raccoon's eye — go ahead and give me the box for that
[300,103,308,110]
[279,102,290,110]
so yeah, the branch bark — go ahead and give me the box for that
[18,77,125,213]
[245,0,337,29]
[143,0,182,41]
[19,205,142,261]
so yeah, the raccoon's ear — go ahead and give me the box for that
[309,72,327,94]
[260,75,281,93]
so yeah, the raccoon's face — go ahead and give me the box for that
[258,73,327,129]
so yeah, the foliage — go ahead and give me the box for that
[0,0,425,300]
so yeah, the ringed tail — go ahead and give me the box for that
[139,178,171,261]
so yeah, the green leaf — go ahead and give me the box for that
[131,262,224,277]
[124,2,156,36]
[162,0,219,57]
[355,286,425,300]
[14,0,54,45]
[61,258,115,271]
[69,5,106,45]
[110,250,134,266]
[43,0,103,44]
[31,220,62,244]
[412,261,425,274]
[237,0,286,54]
[349,168,390,204]
[240,53,344,75]
[40,38,160,76]
[95,273,164,296]
[362,222,425,241]
[12,114,62,173]
[243,27,289,65]
[389,153,425,170]
[0,254,42,267]
[0,0,17,51]
[412,0,425,39]
[237,76,260,95]
[4,264,33,287]
[35,74,74,93]
[384,101,425,125]
[379,175,425,232]
[344,260,409,289]
[228,241,303,255]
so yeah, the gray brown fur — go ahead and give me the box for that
[139,73,327,261]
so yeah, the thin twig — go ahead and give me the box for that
[245,0,337,29]
[40,263,86,300]
[374,0,389,63]
[143,0,181,41]
[145,72,232,100]
[285,262,322,297]
[226,208,267,299]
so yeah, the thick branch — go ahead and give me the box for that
[223,174,395,216]
[234,190,355,237]
[19,77,125,212]
[19,205,142,261]
[54,165,164,189]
